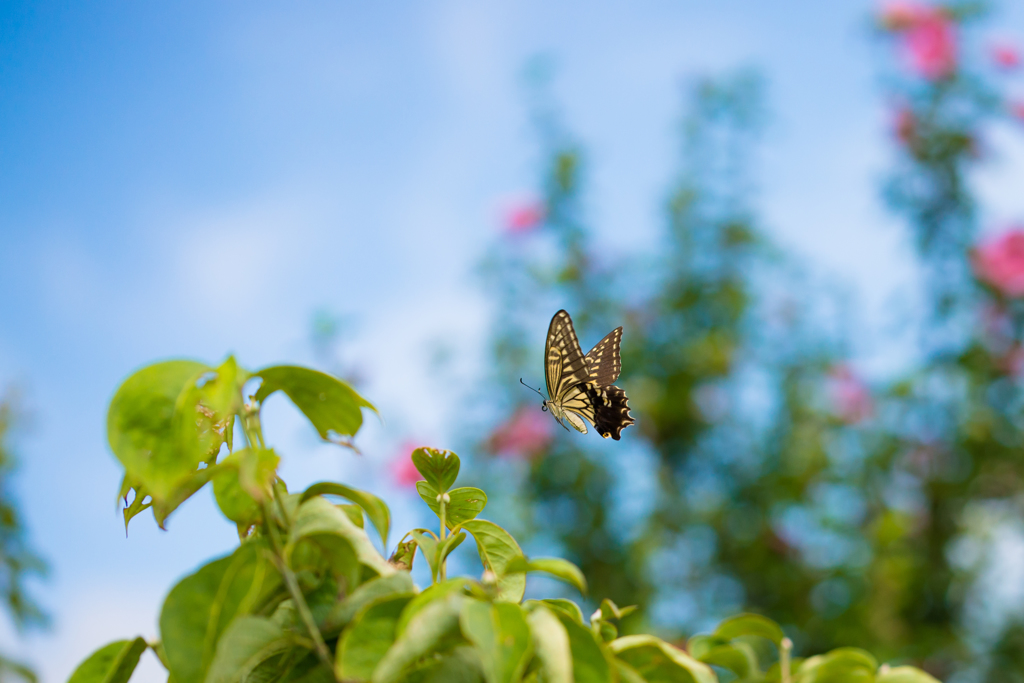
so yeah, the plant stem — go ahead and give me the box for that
[781,637,792,683]
[262,497,336,678]
[244,404,334,679]
[438,496,447,582]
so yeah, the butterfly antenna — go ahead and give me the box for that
[519,378,545,398]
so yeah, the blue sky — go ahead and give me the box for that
[2,1,1024,680]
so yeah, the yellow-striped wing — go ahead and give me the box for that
[545,310,591,403]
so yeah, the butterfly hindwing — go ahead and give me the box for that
[588,384,635,440]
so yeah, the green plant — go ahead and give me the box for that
[0,393,47,683]
[67,356,940,683]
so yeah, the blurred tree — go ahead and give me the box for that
[0,392,47,680]
[469,3,1024,680]
[0,394,46,630]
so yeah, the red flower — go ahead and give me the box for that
[827,365,874,424]
[486,406,553,460]
[502,197,546,235]
[389,441,424,488]
[973,228,1024,297]
[991,42,1021,69]
[902,8,957,80]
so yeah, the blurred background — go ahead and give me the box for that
[3,1,1024,681]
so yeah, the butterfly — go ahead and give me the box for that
[532,309,635,440]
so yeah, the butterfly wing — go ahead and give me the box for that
[583,326,634,439]
[556,383,596,434]
[584,326,623,385]
[545,310,590,400]
[588,384,635,440]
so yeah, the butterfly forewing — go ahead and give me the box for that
[545,310,590,401]
[584,326,623,386]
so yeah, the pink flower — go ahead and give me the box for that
[991,42,1021,69]
[973,228,1024,297]
[902,9,957,80]
[486,406,553,460]
[502,197,546,235]
[879,1,929,31]
[389,441,423,488]
[827,365,874,424]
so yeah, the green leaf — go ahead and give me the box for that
[372,593,467,683]
[876,666,941,683]
[212,449,280,527]
[281,660,335,683]
[118,477,152,535]
[614,661,647,683]
[410,529,467,584]
[685,635,722,661]
[174,356,244,466]
[410,530,441,583]
[460,600,533,683]
[611,635,717,683]
[302,482,391,549]
[336,593,415,681]
[696,642,759,680]
[440,532,467,563]
[67,637,147,683]
[460,520,526,603]
[153,465,222,529]
[254,365,376,443]
[713,613,785,647]
[107,360,210,500]
[341,504,365,527]
[554,612,614,683]
[396,578,470,637]
[597,622,617,643]
[159,541,283,683]
[287,496,394,581]
[526,606,573,683]
[795,648,877,683]
[400,646,485,683]
[411,447,460,493]
[204,616,297,683]
[598,599,636,622]
[506,556,587,595]
[528,599,584,625]
[320,571,415,637]
[388,539,417,572]
[417,483,487,529]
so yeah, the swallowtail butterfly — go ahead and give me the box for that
[538,309,635,440]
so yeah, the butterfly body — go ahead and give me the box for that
[542,310,635,439]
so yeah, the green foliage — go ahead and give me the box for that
[66,355,940,683]
[0,393,47,681]
[67,638,147,683]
